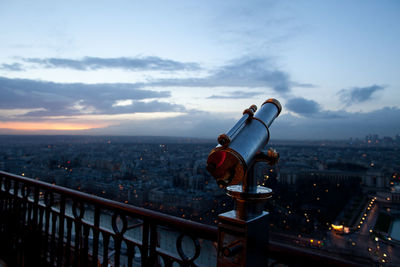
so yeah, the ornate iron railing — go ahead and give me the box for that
[0,171,369,267]
[0,171,217,267]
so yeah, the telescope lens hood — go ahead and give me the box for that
[262,98,282,115]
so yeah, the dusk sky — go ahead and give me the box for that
[0,0,399,139]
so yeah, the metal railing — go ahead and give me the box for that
[0,170,369,267]
[0,171,217,267]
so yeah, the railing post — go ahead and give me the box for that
[217,202,271,266]
[217,211,269,267]
[217,161,272,267]
[207,99,281,266]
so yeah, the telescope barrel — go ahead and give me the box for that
[207,98,281,188]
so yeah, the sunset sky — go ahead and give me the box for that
[0,0,399,139]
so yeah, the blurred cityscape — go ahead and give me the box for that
[1,134,400,265]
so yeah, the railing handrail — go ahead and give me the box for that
[0,170,218,241]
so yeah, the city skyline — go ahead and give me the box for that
[0,0,399,139]
[1,134,399,265]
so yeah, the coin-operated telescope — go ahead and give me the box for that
[207,98,281,188]
[207,98,281,267]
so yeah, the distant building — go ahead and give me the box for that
[362,171,390,189]
[280,169,363,186]
[279,162,389,191]
[391,186,400,203]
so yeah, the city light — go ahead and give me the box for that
[331,224,344,231]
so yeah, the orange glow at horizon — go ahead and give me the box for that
[0,121,106,131]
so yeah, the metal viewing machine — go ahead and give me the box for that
[207,98,281,267]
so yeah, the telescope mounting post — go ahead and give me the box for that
[217,149,278,267]
[207,98,281,267]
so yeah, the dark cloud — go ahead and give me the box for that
[153,57,292,94]
[211,58,291,93]
[285,97,344,119]
[0,63,25,71]
[338,85,385,105]
[286,97,321,115]
[207,90,264,99]
[291,82,315,88]
[0,76,178,118]
[22,56,200,71]
[4,56,296,95]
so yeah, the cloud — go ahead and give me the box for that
[291,82,315,88]
[207,90,264,99]
[285,97,344,119]
[1,74,398,140]
[211,57,291,93]
[0,63,25,71]
[0,76,179,119]
[87,111,237,138]
[0,54,298,122]
[153,57,292,94]
[338,85,385,105]
[22,56,200,71]
[24,100,186,117]
[286,97,321,115]
[4,56,299,96]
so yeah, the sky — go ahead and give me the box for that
[0,0,399,140]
